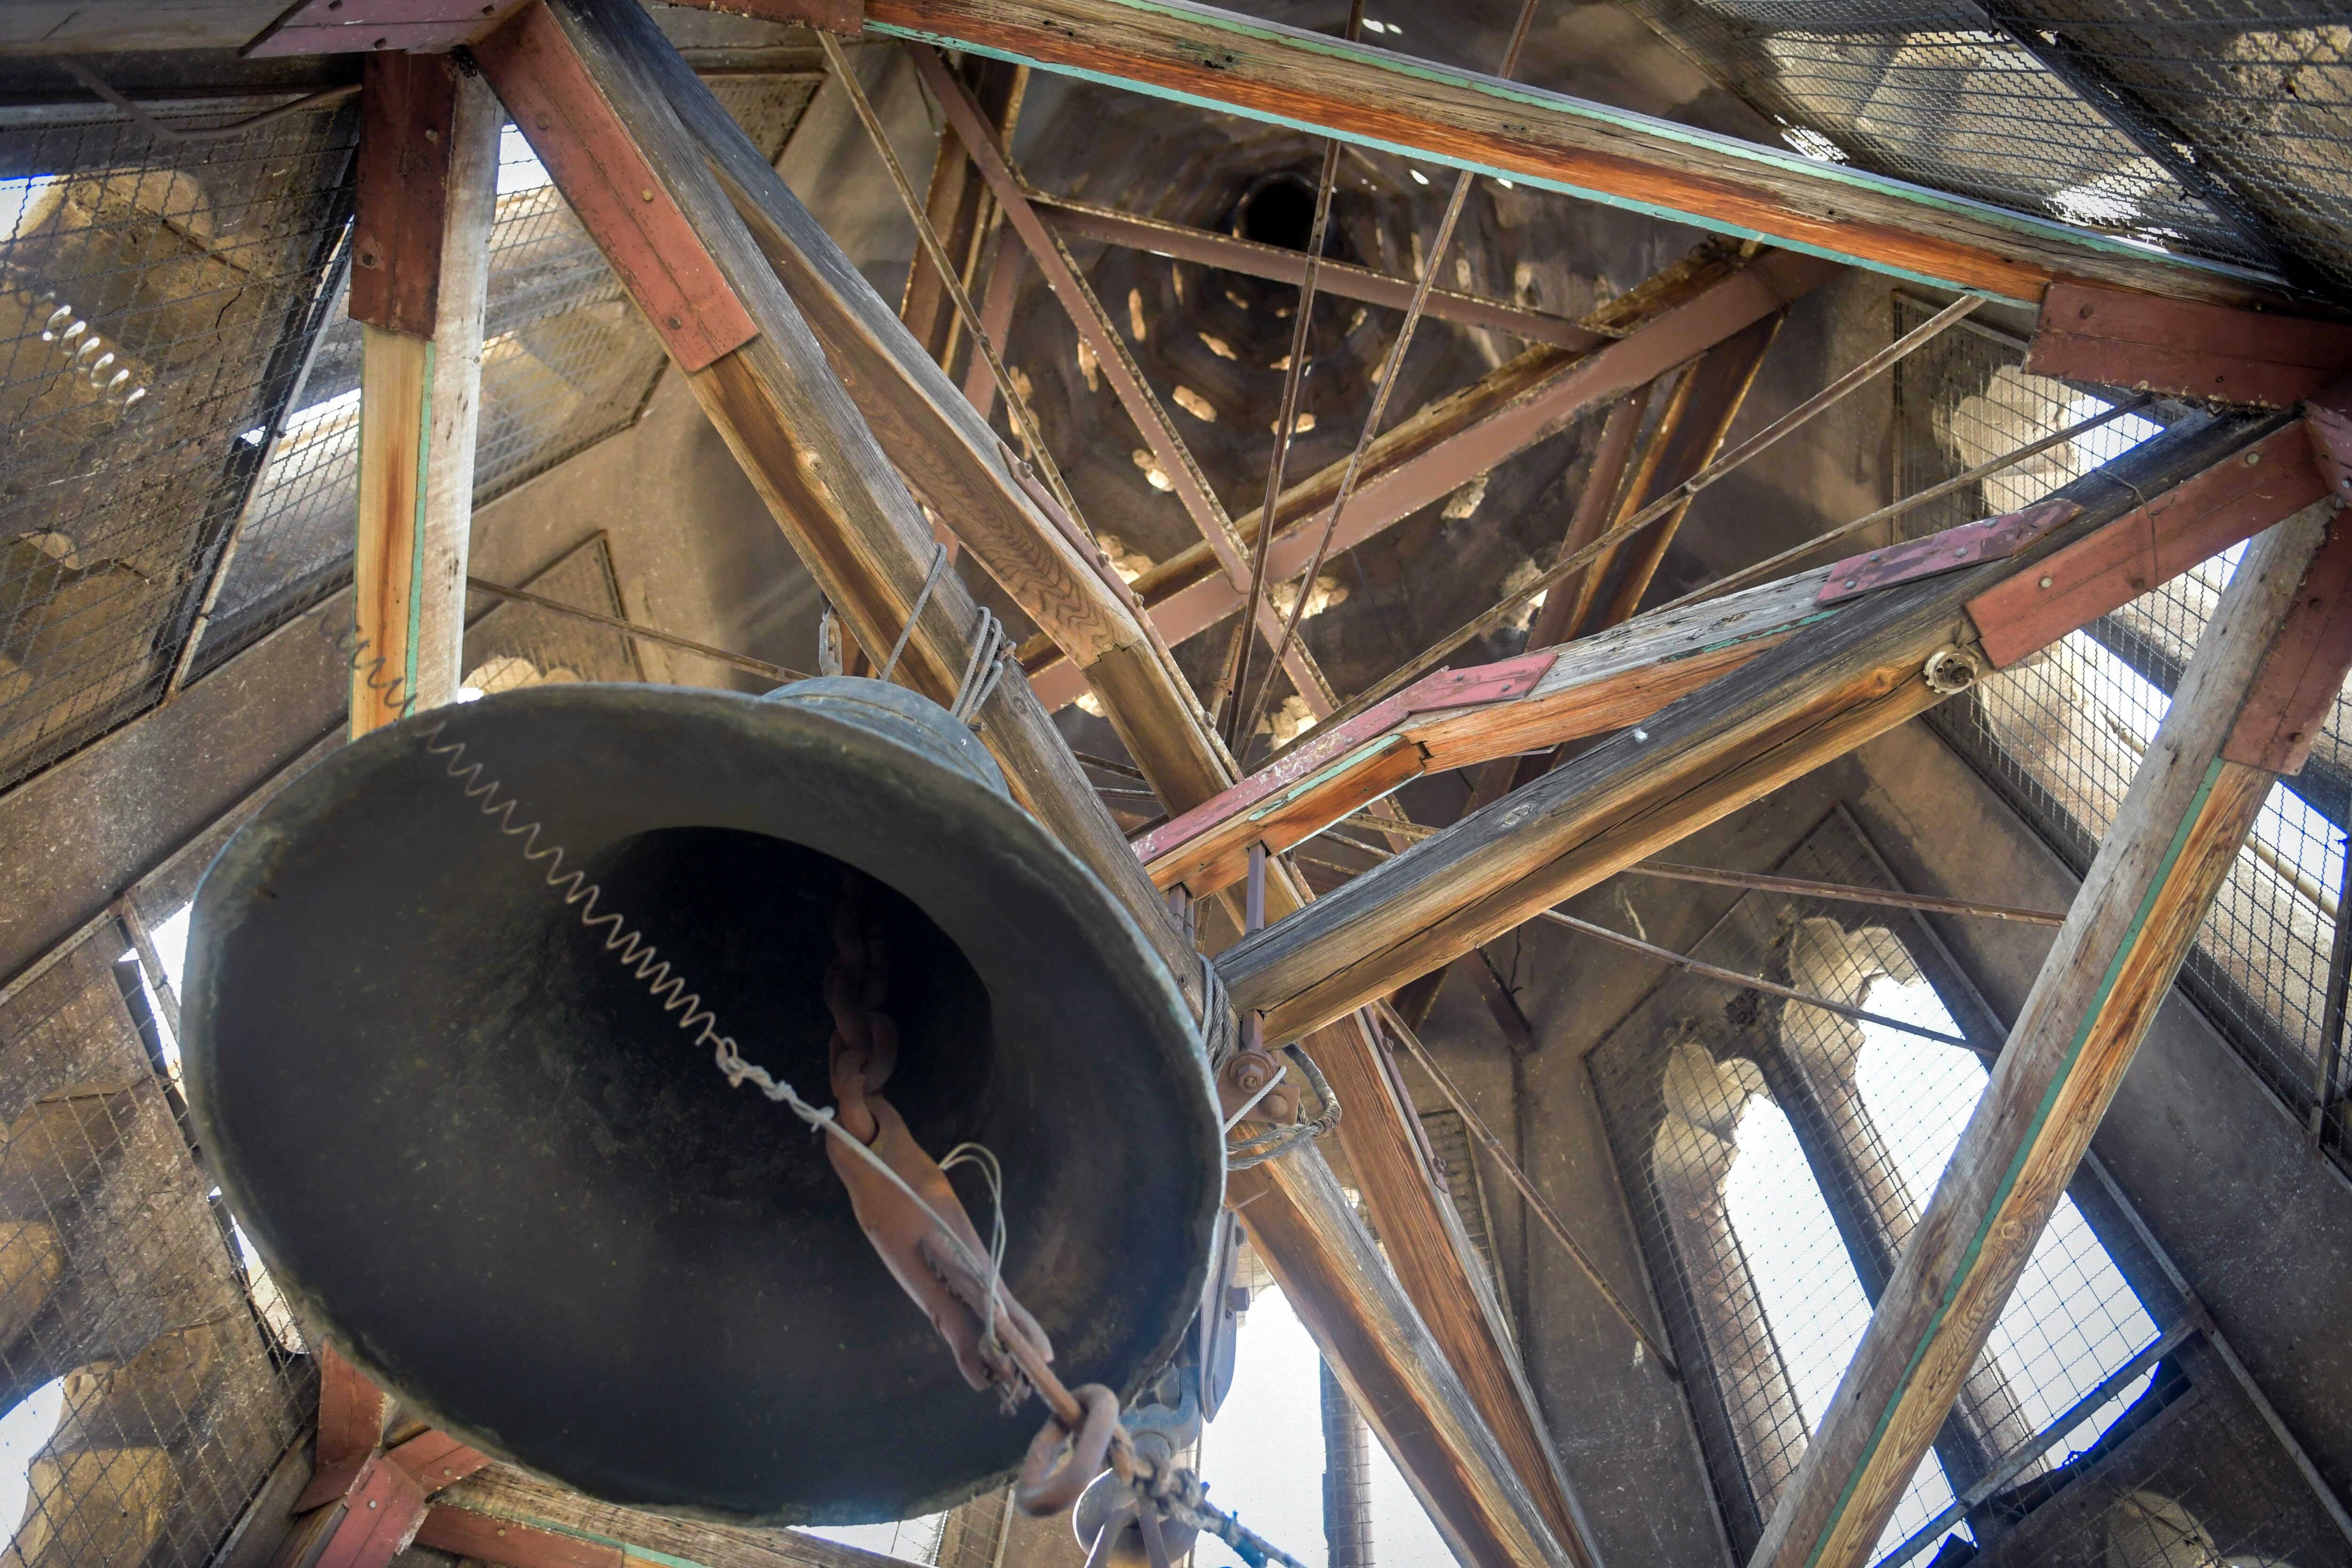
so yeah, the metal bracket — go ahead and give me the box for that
[1816,499,2080,606]
[469,4,758,373]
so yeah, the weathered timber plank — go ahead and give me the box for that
[1748,502,2350,1568]
[1139,571,1831,896]
[860,0,2288,307]
[1214,410,2303,1042]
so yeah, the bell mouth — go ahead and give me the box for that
[528,824,995,1208]
[181,684,1220,1527]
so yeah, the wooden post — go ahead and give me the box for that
[1748,499,2352,1568]
[288,53,501,1568]
[1216,412,2331,1042]
[349,53,499,735]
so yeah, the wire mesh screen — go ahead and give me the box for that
[1929,1330,2352,1568]
[0,928,310,1568]
[1590,811,2173,1560]
[190,73,820,674]
[0,100,359,796]
[1896,297,2352,1170]
[1617,0,2351,292]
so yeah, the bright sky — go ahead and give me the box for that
[1725,976,2160,1562]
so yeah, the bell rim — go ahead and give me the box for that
[181,680,1224,1526]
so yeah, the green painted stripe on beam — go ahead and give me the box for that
[405,340,435,718]
[867,4,2276,305]
[1797,754,2225,1568]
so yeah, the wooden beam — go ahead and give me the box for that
[2025,282,2352,409]
[349,51,500,734]
[1231,1144,1589,1568]
[1137,569,1830,898]
[429,1464,911,1568]
[906,40,1341,715]
[468,0,1200,1005]
[1748,501,2352,1568]
[652,32,1235,811]
[1025,247,1842,709]
[859,0,2288,308]
[1033,191,1601,349]
[1213,410,2322,1043]
[1584,311,1784,631]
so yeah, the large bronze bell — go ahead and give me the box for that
[180,678,1223,1525]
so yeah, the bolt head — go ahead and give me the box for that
[2246,450,2264,464]
[2039,575,2054,589]
[641,188,656,202]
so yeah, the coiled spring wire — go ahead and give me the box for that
[326,615,1311,1568]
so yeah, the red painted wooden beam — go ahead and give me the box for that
[414,1506,625,1568]
[1967,421,2330,667]
[2026,282,2352,409]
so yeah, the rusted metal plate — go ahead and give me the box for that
[387,1429,493,1493]
[310,1457,429,1568]
[294,1454,371,1516]
[470,5,758,373]
[1817,500,2081,605]
[2224,517,2352,775]
[1968,423,2328,668]
[314,1343,387,1474]
[350,53,458,338]
[246,0,536,57]
[414,1506,624,1568]
[1399,651,1558,712]
[2026,282,2352,409]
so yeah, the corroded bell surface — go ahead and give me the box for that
[181,679,1222,1525]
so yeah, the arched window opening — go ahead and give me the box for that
[1722,1086,1963,1555]
[0,1379,65,1545]
[1855,974,2160,1449]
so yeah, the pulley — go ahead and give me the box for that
[181,678,1223,1525]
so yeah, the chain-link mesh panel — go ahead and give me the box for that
[1895,297,2352,1171]
[190,74,820,676]
[1620,0,2352,293]
[1590,811,2171,1560]
[0,930,310,1568]
[0,101,359,795]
